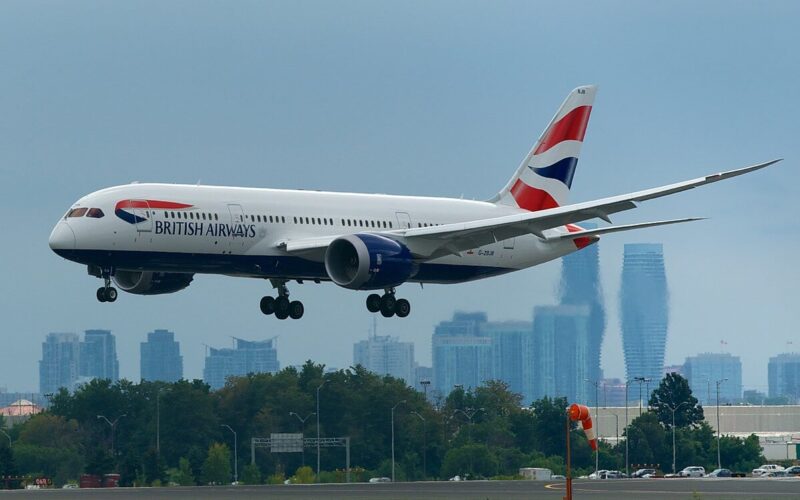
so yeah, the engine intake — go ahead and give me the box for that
[113,271,194,295]
[324,234,415,290]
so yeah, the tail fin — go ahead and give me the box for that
[492,85,597,211]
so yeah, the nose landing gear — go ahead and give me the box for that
[366,288,410,318]
[94,267,118,303]
[260,280,304,320]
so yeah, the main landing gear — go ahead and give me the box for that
[260,279,304,320]
[366,288,410,318]
[95,267,117,303]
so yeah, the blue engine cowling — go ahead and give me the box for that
[324,233,415,290]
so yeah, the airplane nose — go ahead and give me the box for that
[49,221,76,252]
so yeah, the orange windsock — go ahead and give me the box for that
[568,403,598,451]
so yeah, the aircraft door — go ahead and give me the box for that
[395,212,412,229]
[131,200,152,233]
[228,204,246,252]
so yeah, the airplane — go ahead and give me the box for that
[49,85,780,320]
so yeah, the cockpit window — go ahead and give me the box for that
[67,207,88,218]
[86,208,105,218]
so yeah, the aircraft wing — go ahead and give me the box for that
[279,159,780,260]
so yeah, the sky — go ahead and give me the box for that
[1,1,797,394]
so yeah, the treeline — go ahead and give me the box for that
[0,365,767,486]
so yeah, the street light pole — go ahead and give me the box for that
[391,400,406,482]
[316,380,326,483]
[419,380,431,401]
[624,380,630,478]
[715,378,728,470]
[453,408,485,442]
[411,411,426,480]
[156,387,164,457]
[289,412,315,466]
[97,414,127,455]
[666,402,689,473]
[221,424,238,484]
[586,379,601,478]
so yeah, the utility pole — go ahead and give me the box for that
[411,411,426,480]
[716,378,728,470]
[391,401,406,482]
[221,424,238,484]
[316,380,326,482]
[624,379,630,478]
[97,414,127,455]
[666,402,689,473]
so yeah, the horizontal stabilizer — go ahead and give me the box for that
[551,218,705,241]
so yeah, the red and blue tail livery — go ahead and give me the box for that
[115,199,193,224]
[497,85,595,212]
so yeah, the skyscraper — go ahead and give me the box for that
[620,243,669,383]
[353,334,415,385]
[683,352,742,405]
[203,337,280,390]
[39,333,80,395]
[432,312,492,397]
[531,305,591,404]
[141,329,183,382]
[768,353,800,403]
[80,330,119,382]
[560,223,605,383]
[482,320,534,404]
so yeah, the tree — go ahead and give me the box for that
[169,457,196,486]
[240,462,262,485]
[0,442,16,476]
[648,373,704,429]
[201,443,231,485]
[625,412,667,468]
[441,444,499,479]
[530,397,570,457]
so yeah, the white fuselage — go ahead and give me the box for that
[50,183,582,285]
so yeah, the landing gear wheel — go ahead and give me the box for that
[289,300,304,319]
[105,287,118,302]
[380,294,397,317]
[274,296,291,319]
[260,296,275,315]
[97,287,107,303]
[366,294,382,313]
[395,298,410,318]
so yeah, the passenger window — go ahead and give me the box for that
[86,208,105,218]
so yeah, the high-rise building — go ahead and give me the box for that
[531,305,591,404]
[80,330,119,382]
[353,334,415,386]
[141,329,183,382]
[683,353,743,405]
[560,224,605,383]
[39,333,81,395]
[482,320,534,404]
[768,353,800,403]
[620,243,669,383]
[203,337,280,390]
[432,312,492,397]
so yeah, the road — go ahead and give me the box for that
[2,478,799,499]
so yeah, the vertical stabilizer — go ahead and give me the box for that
[493,85,597,211]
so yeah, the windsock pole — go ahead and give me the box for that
[564,414,572,500]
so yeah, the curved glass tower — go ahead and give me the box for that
[620,243,669,384]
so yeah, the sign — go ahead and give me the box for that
[270,433,303,453]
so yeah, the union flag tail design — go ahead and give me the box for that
[493,85,596,211]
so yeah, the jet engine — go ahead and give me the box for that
[112,271,194,295]
[324,234,415,290]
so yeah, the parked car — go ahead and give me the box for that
[632,468,656,478]
[368,477,391,483]
[588,470,608,479]
[705,468,731,477]
[603,470,624,479]
[679,466,706,477]
[752,464,784,477]
[766,470,789,478]
[784,465,800,476]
